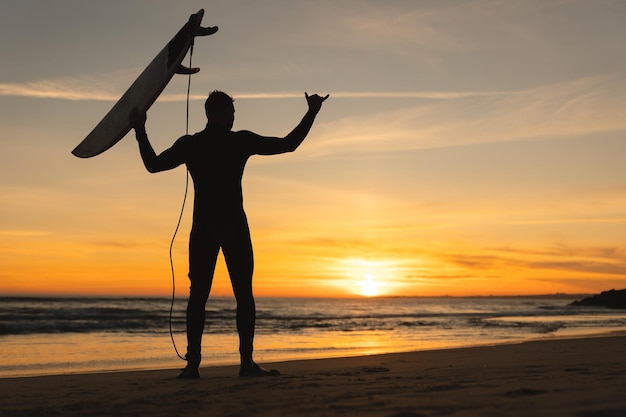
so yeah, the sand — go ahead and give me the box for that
[1,335,625,417]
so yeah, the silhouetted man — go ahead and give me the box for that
[131,91,328,378]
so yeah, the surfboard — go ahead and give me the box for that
[72,9,217,158]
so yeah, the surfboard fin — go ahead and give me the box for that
[176,65,200,75]
[196,26,219,37]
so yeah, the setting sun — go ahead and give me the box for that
[331,258,403,297]
[359,274,380,297]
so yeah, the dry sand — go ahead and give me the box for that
[2,335,625,417]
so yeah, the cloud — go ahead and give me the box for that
[0,229,51,237]
[337,0,588,53]
[0,74,511,102]
[509,217,626,226]
[4,71,626,157]
[307,73,626,155]
[0,70,202,102]
[0,77,122,101]
[439,243,626,277]
[80,239,158,250]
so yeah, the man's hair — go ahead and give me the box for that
[204,90,234,118]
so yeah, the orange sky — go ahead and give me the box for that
[2,2,626,297]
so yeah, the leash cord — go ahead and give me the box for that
[169,43,194,362]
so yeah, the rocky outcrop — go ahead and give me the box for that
[570,289,626,309]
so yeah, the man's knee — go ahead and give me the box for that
[188,274,212,300]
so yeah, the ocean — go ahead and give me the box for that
[2,295,626,378]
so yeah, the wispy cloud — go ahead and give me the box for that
[0,75,511,102]
[233,91,512,100]
[0,229,51,237]
[4,72,626,156]
[0,70,140,101]
[0,79,119,101]
[508,217,626,226]
[0,70,203,102]
[308,73,626,155]
[439,244,626,277]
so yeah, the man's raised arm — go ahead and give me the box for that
[130,109,184,173]
[254,93,329,155]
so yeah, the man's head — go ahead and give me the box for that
[205,90,235,130]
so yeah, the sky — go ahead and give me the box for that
[2,0,626,298]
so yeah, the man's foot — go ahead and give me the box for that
[239,362,280,377]
[176,365,200,379]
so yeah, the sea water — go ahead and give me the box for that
[1,296,626,377]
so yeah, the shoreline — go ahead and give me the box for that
[5,295,624,380]
[2,328,623,380]
[6,327,626,380]
[4,328,626,380]
[2,334,625,416]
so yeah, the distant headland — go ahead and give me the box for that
[570,289,626,309]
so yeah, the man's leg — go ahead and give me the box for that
[182,229,219,376]
[222,225,255,366]
[223,222,280,377]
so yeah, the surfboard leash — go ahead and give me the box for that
[168,42,195,362]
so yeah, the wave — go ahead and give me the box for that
[2,296,625,337]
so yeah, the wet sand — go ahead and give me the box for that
[2,335,625,417]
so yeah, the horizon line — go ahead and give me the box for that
[0,292,599,299]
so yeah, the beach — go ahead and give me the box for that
[6,295,626,378]
[2,335,625,417]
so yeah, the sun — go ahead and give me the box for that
[359,273,380,297]
[334,258,399,297]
